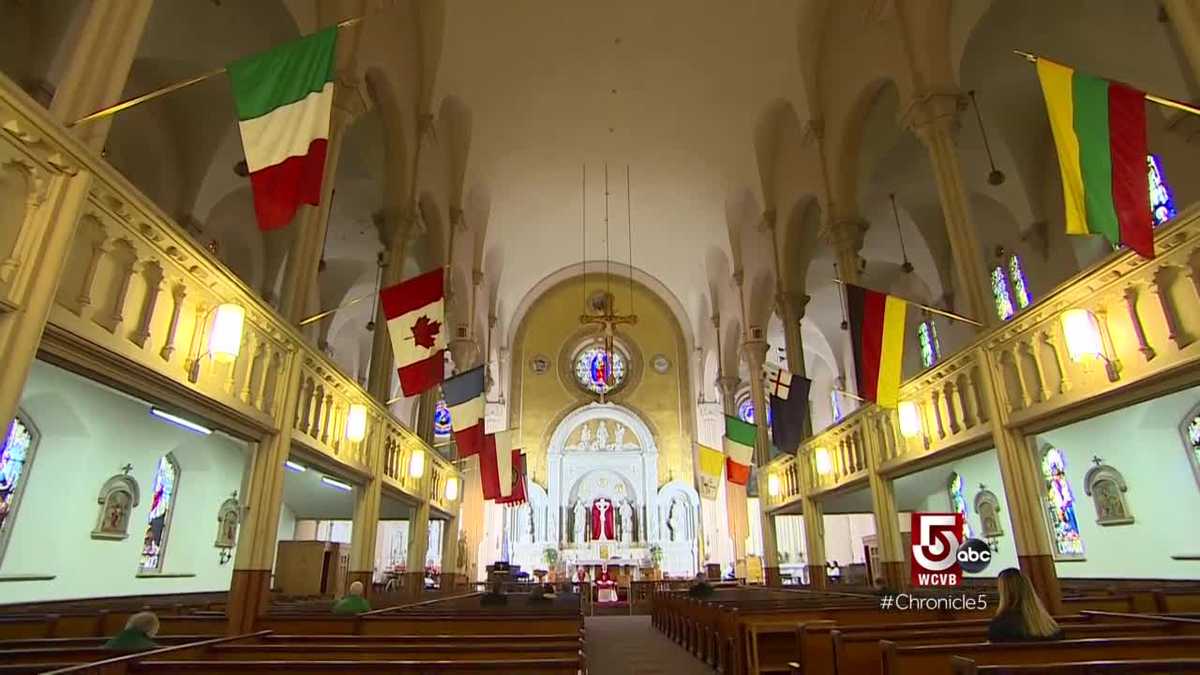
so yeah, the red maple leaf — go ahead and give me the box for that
[410,315,441,349]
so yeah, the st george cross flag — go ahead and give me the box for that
[480,430,516,500]
[763,363,793,399]
[724,415,756,486]
[442,366,485,459]
[770,374,812,454]
[227,28,336,230]
[380,269,445,397]
[495,451,528,505]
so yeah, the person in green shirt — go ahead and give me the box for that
[332,580,371,615]
[104,611,160,651]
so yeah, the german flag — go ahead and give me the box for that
[846,284,906,408]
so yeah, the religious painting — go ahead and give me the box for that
[139,454,179,572]
[1039,446,1084,559]
[214,492,240,548]
[91,466,140,541]
[0,412,37,565]
[1083,462,1133,526]
[1181,406,1200,492]
[432,398,452,442]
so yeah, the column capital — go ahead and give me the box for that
[901,90,969,144]
[760,209,778,233]
[715,375,742,397]
[449,336,479,373]
[776,291,811,321]
[819,217,868,254]
[740,338,769,369]
[473,268,484,286]
[801,117,825,144]
[732,268,745,288]
[449,205,466,230]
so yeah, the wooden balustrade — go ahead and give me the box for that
[0,74,458,513]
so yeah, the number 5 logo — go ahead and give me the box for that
[911,513,964,585]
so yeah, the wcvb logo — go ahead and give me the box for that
[911,513,992,586]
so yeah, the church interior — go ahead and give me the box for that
[1,0,1199,673]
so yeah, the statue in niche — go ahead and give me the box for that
[668,498,685,542]
[573,499,587,543]
[578,423,591,450]
[614,424,626,450]
[619,500,634,545]
[92,465,139,541]
[456,534,468,571]
[974,487,1004,539]
[1084,459,1133,526]
[594,421,609,451]
[213,492,241,549]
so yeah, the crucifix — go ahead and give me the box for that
[578,303,637,403]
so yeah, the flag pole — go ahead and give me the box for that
[833,389,866,402]
[1013,50,1200,118]
[831,279,983,326]
[297,291,375,326]
[69,16,367,127]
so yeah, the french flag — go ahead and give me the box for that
[442,365,485,459]
[380,269,445,397]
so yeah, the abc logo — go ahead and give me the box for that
[956,538,993,574]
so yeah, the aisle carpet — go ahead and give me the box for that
[584,615,716,674]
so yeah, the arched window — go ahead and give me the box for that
[737,396,755,424]
[1039,446,1084,559]
[139,454,180,573]
[992,255,1032,321]
[1179,405,1200,492]
[918,320,941,368]
[830,389,843,423]
[432,398,452,443]
[0,413,38,565]
[947,472,973,539]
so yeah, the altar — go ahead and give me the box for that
[501,403,701,579]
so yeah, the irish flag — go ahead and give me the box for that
[1036,58,1154,259]
[846,284,906,408]
[228,28,337,231]
[724,416,756,486]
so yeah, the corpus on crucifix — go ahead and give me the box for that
[578,293,637,403]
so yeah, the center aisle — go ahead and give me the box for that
[584,615,716,675]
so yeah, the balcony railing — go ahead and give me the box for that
[0,74,457,514]
[773,203,1200,503]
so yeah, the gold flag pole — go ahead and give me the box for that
[831,279,983,326]
[297,291,375,327]
[69,16,367,127]
[833,388,866,402]
[1013,49,1200,118]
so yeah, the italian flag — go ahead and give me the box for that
[846,284,906,408]
[1036,58,1154,259]
[724,416,756,486]
[228,28,337,231]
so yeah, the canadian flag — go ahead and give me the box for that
[380,269,445,397]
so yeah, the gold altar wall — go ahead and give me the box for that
[510,276,694,490]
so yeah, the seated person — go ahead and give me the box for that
[480,581,508,606]
[688,572,714,598]
[332,580,372,615]
[988,568,1064,642]
[104,611,160,651]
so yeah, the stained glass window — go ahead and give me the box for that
[139,454,179,572]
[1008,255,1031,309]
[1148,154,1176,226]
[433,398,452,441]
[918,320,940,368]
[1187,414,1200,490]
[947,472,974,539]
[737,398,772,427]
[830,390,843,423]
[992,266,1015,321]
[0,415,35,562]
[1040,447,1084,559]
[573,345,626,395]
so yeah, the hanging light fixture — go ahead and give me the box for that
[890,194,914,274]
[968,90,1006,186]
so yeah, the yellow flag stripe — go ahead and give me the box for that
[1036,58,1089,236]
[698,445,725,478]
[875,295,907,408]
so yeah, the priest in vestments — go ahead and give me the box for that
[596,565,618,604]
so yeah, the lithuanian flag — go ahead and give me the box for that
[845,284,906,408]
[723,416,756,486]
[228,28,337,231]
[1036,58,1154,259]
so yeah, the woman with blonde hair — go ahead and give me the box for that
[988,568,1064,642]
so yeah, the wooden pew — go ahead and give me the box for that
[880,635,1200,675]
[122,658,582,673]
[950,657,1200,674]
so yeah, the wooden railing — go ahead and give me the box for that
[0,74,457,512]
[762,453,802,510]
[786,203,1200,498]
